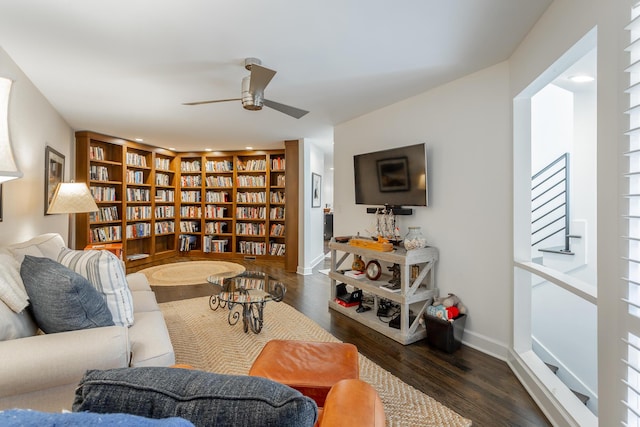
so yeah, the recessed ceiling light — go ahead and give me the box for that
[135,138,144,142]
[205,148,212,152]
[168,147,176,151]
[245,146,253,150]
[568,75,594,83]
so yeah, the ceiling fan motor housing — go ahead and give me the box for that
[241,75,263,111]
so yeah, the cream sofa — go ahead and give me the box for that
[0,233,175,411]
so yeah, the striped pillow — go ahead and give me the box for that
[58,248,134,327]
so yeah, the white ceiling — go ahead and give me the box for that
[0,0,552,152]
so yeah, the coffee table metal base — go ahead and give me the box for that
[209,295,266,334]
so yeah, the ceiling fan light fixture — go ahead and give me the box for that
[241,75,263,111]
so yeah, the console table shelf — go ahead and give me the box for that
[328,240,438,345]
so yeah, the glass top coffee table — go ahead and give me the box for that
[207,271,286,334]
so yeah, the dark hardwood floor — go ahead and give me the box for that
[133,255,550,427]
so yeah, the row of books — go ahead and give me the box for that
[269,242,286,256]
[155,221,175,234]
[89,146,106,161]
[203,237,228,253]
[155,158,171,170]
[90,206,119,222]
[180,160,201,172]
[205,191,230,203]
[237,175,266,187]
[126,152,148,168]
[274,174,285,187]
[180,221,200,232]
[155,189,174,202]
[127,188,151,202]
[206,176,233,187]
[270,223,285,237]
[90,186,117,202]
[90,165,110,181]
[270,191,285,203]
[126,223,151,239]
[205,160,233,172]
[269,207,285,220]
[236,206,266,219]
[181,190,201,202]
[237,191,266,203]
[180,206,202,218]
[237,159,266,171]
[238,240,267,255]
[90,226,122,243]
[179,234,198,252]
[126,206,152,220]
[180,175,202,187]
[236,222,266,236]
[156,173,171,186]
[126,170,146,185]
[271,157,285,170]
[204,205,227,219]
[205,221,228,234]
[155,206,175,218]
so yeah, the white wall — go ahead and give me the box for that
[334,62,512,357]
[297,138,326,275]
[0,47,73,245]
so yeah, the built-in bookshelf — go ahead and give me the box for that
[76,132,296,268]
[75,132,178,265]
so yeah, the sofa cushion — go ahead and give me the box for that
[73,367,318,427]
[7,233,65,262]
[0,409,194,426]
[58,248,134,327]
[0,299,37,341]
[20,256,114,333]
[127,310,175,366]
[0,253,28,312]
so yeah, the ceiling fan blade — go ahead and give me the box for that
[263,99,309,119]
[182,98,241,106]
[249,64,276,94]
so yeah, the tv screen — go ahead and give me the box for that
[354,143,428,207]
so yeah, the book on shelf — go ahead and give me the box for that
[335,298,360,308]
[126,253,149,261]
[344,270,365,279]
[379,283,401,293]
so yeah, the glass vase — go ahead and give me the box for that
[403,227,427,250]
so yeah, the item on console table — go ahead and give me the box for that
[403,226,427,250]
[387,263,401,287]
[348,236,394,252]
[351,254,365,271]
[365,260,382,280]
[344,270,366,279]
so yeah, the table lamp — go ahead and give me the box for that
[47,182,99,247]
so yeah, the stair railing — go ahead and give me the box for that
[531,153,570,252]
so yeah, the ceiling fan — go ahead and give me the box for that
[183,58,309,119]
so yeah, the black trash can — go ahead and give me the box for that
[425,314,466,353]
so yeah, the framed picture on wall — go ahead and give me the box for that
[312,173,322,208]
[45,146,65,215]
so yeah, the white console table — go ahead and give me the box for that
[328,240,438,345]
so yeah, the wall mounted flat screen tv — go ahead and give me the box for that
[354,143,428,207]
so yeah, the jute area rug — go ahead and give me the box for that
[138,261,245,286]
[159,296,472,427]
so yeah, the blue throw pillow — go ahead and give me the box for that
[20,255,114,333]
[0,409,194,426]
[73,367,318,427]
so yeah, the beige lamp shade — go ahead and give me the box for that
[47,182,99,214]
[0,77,23,183]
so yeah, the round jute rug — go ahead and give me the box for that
[138,261,245,286]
